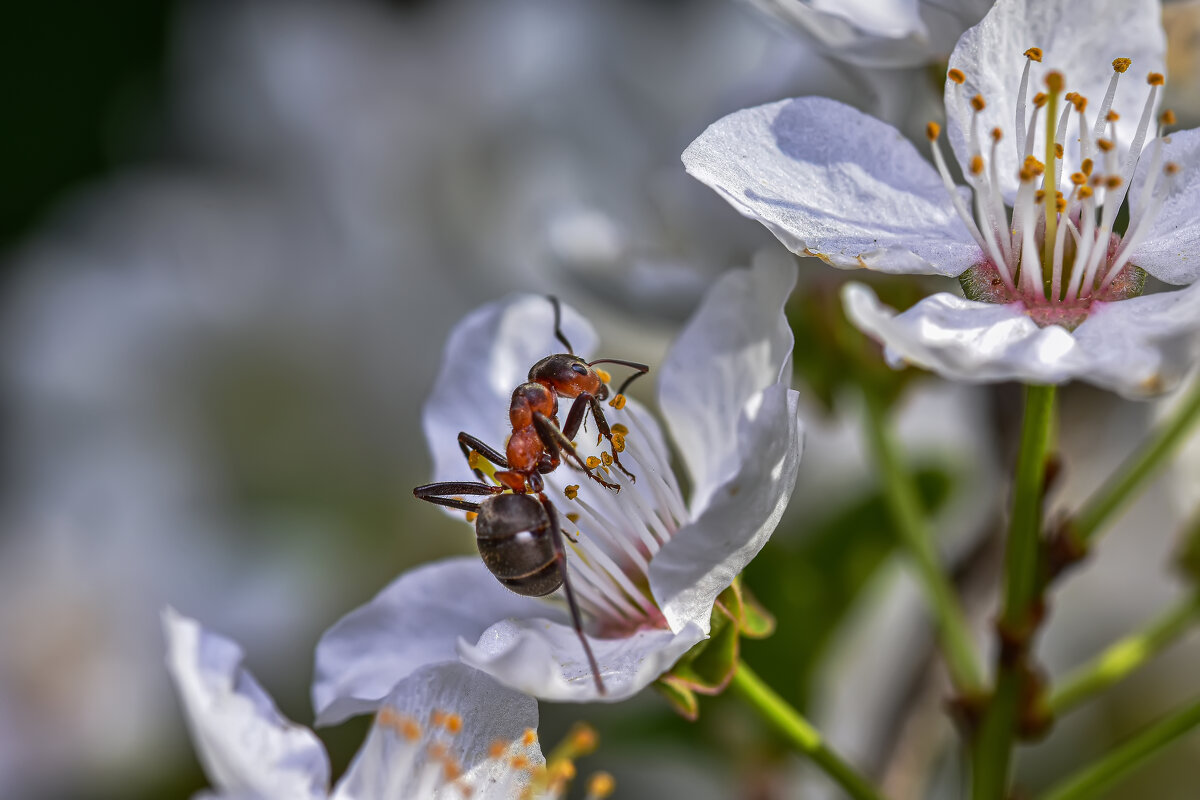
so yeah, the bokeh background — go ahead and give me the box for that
[3,1,1200,798]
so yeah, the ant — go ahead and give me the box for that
[413,296,651,695]
[456,296,649,496]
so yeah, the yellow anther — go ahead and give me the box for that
[1070,172,1087,185]
[1166,162,1180,176]
[570,723,599,755]
[1055,196,1067,212]
[1161,109,1177,126]
[585,456,601,469]
[444,713,462,734]
[466,511,478,523]
[1019,167,1036,182]
[991,127,1003,142]
[1071,94,1088,111]
[1081,158,1094,175]
[969,154,984,175]
[1035,189,1046,203]
[947,68,966,84]
[380,710,423,741]
[1112,57,1132,73]
[1148,72,1165,86]
[1024,47,1043,62]
[489,740,509,759]
[611,423,628,436]
[1097,138,1114,152]
[1105,175,1124,189]
[594,368,612,384]
[925,121,941,141]
[1045,71,1065,92]
[1106,110,1120,122]
[564,484,579,500]
[443,759,462,782]
[1033,92,1048,108]
[1078,185,1094,198]
[511,755,531,771]
[1023,155,1044,175]
[611,432,626,453]
[608,394,627,410]
[587,772,617,799]
[565,511,580,523]
[600,451,613,467]
[522,728,538,747]
[429,742,449,761]
[970,94,986,111]
[1054,143,1064,159]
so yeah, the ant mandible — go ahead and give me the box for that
[412,296,651,696]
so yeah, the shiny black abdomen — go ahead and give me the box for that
[475,492,562,597]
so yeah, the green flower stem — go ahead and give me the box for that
[861,391,985,695]
[1049,593,1200,716]
[972,384,1058,800]
[1040,697,1200,800]
[730,660,887,800]
[1072,379,1200,546]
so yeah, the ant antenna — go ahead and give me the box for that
[547,295,574,355]
[588,358,650,397]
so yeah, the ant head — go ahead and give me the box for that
[528,354,603,399]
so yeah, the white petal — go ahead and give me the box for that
[844,283,1200,398]
[332,663,542,800]
[1128,127,1200,285]
[457,617,705,703]
[946,0,1165,202]
[747,0,990,68]
[1072,284,1200,397]
[743,0,929,68]
[659,252,798,511]
[682,97,981,277]
[650,383,804,633]
[422,295,597,491]
[162,608,329,800]
[311,558,551,726]
[842,283,1083,383]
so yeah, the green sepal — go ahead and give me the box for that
[654,675,700,721]
[654,579,779,719]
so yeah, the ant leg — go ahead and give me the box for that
[539,493,605,695]
[532,412,619,491]
[589,358,650,398]
[458,432,508,484]
[586,396,637,481]
[561,394,636,483]
[414,481,502,513]
[547,295,574,355]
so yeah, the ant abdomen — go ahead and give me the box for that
[474,493,562,597]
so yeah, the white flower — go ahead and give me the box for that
[163,608,610,800]
[744,0,993,68]
[684,0,1200,399]
[311,255,803,717]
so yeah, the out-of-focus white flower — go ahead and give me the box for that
[312,256,803,717]
[743,0,993,68]
[685,0,1200,398]
[164,609,612,800]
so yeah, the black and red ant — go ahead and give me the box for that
[414,296,650,695]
